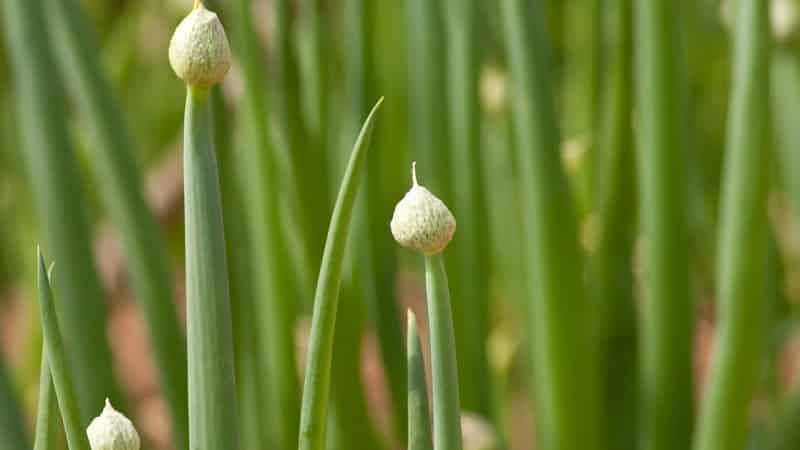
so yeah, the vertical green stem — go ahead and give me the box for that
[442,0,492,416]
[500,1,601,449]
[2,0,122,421]
[43,0,188,443]
[0,359,27,450]
[232,0,300,448]
[424,254,462,450]
[635,0,694,448]
[33,347,58,450]
[298,100,382,450]
[184,86,239,450]
[407,310,433,450]
[37,251,90,450]
[593,1,637,449]
[693,1,771,449]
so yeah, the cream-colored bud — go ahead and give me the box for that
[391,163,456,255]
[86,399,140,450]
[168,3,231,87]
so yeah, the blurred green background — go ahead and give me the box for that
[2,0,800,450]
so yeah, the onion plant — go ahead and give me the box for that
[169,3,239,450]
[694,1,772,449]
[32,347,57,450]
[298,98,383,450]
[36,250,91,450]
[635,0,694,449]
[391,164,461,450]
[407,310,433,450]
[500,1,602,449]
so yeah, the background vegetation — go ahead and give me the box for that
[1,0,800,450]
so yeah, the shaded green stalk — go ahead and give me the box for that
[407,310,433,450]
[442,0,492,416]
[2,0,121,420]
[424,254,462,450]
[298,99,383,450]
[693,1,771,449]
[349,0,407,441]
[0,359,27,450]
[33,347,58,450]
[770,389,800,450]
[499,1,602,449]
[275,0,330,278]
[37,250,90,450]
[635,0,694,448]
[231,0,300,448]
[44,0,188,444]
[592,1,638,449]
[184,86,239,450]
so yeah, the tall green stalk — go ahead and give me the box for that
[43,0,188,444]
[37,250,91,450]
[694,1,771,449]
[500,1,601,449]
[407,310,433,450]
[298,99,383,450]
[231,0,300,448]
[2,0,122,421]
[425,254,462,450]
[0,359,27,450]
[635,0,694,448]
[33,348,58,450]
[593,1,637,449]
[442,0,492,416]
[183,85,240,450]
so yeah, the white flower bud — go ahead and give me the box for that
[86,399,140,450]
[168,3,231,87]
[390,163,456,255]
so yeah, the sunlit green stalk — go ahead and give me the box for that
[635,0,694,448]
[693,1,771,449]
[425,254,462,450]
[593,1,637,449]
[298,99,383,450]
[36,250,90,450]
[231,0,300,447]
[33,347,57,450]
[407,310,433,450]
[184,86,240,450]
[2,0,121,420]
[500,1,602,449]
[43,0,188,444]
[442,0,492,416]
[0,359,27,450]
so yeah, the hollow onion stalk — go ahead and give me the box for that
[693,0,772,449]
[33,347,58,450]
[407,310,433,450]
[635,0,694,448]
[298,99,383,450]
[499,1,602,449]
[36,250,90,450]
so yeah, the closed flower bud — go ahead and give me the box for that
[391,163,456,255]
[86,399,140,450]
[169,3,231,87]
